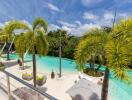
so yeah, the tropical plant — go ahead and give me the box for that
[47,30,68,56]
[3,20,29,60]
[47,30,80,59]
[75,29,107,72]
[75,18,132,100]
[14,33,27,68]
[36,75,46,86]
[0,62,5,71]
[4,17,48,87]
[22,72,33,81]
[105,18,132,82]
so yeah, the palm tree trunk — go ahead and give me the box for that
[96,64,101,71]
[22,56,24,70]
[7,50,10,60]
[101,67,109,100]
[59,31,62,77]
[6,41,10,60]
[33,53,36,87]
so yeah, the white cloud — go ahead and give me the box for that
[103,12,114,20]
[62,26,72,32]
[74,23,100,36]
[48,24,60,31]
[83,12,98,20]
[114,0,132,8]
[82,0,103,6]
[75,21,82,26]
[58,21,100,36]
[0,23,4,28]
[47,3,62,12]
[58,20,76,27]
[95,11,131,27]
[114,0,132,3]
[118,13,130,19]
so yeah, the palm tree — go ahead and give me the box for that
[3,20,30,60]
[75,18,132,100]
[14,33,27,68]
[47,29,69,77]
[4,17,48,87]
[105,18,132,81]
[75,29,107,72]
[24,18,48,87]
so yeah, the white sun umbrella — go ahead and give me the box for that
[67,79,102,100]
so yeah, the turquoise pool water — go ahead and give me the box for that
[9,53,132,100]
[9,54,77,73]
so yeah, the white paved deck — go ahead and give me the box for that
[0,88,8,100]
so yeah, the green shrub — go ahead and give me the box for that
[0,63,5,71]
[22,73,32,77]
[36,75,44,81]
[36,75,46,86]
[22,72,33,81]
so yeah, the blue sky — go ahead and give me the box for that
[0,0,131,36]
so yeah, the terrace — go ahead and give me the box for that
[0,0,132,100]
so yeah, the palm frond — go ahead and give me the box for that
[33,17,48,32]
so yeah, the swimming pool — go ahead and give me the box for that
[9,53,78,73]
[9,53,132,100]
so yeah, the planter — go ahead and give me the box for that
[36,75,47,86]
[79,72,104,84]
[51,71,55,79]
[22,73,33,81]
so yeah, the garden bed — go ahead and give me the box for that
[83,68,104,77]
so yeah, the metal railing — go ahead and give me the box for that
[3,70,58,100]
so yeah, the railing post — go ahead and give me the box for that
[37,92,39,100]
[6,75,11,100]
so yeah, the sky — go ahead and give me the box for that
[0,0,131,36]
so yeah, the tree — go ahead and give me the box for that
[105,18,132,81]
[75,29,107,72]
[75,18,132,100]
[4,17,48,87]
[47,30,79,59]
[63,36,79,58]
[47,29,68,57]
[3,20,29,60]
[14,33,27,68]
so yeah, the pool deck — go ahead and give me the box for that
[1,59,78,100]
[0,88,8,100]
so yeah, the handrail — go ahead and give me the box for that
[3,70,58,100]
[0,80,20,100]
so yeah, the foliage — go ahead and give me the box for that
[36,75,46,86]
[36,75,44,81]
[22,72,33,81]
[14,33,28,64]
[83,68,103,77]
[105,18,132,82]
[3,17,48,87]
[22,72,32,77]
[47,30,79,59]
[0,62,5,71]
[75,18,132,83]
[75,29,107,71]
